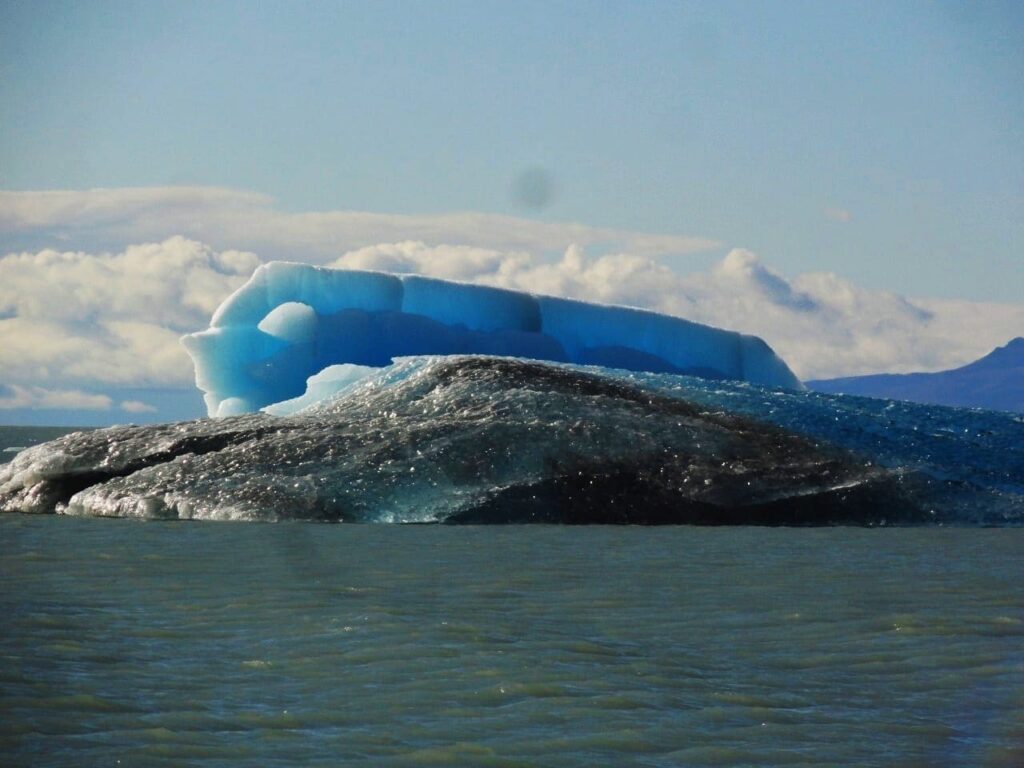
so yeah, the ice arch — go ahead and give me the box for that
[182,262,803,416]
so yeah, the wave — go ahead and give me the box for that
[1,356,1021,524]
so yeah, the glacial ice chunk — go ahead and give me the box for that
[2,357,1020,524]
[183,262,804,416]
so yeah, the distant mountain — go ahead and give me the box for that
[807,337,1024,413]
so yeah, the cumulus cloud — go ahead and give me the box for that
[2,233,1021,390]
[0,237,259,388]
[0,384,112,411]
[5,185,1018,382]
[0,187,718,261]
[332,241,1024,379]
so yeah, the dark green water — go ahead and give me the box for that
[0,426,94,465]
[2,515,1022,767]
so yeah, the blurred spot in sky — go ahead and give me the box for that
[509,167,556,212]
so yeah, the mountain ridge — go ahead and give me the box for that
[807,337,1024,413]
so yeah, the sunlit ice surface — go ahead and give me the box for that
[1,356,1021,525]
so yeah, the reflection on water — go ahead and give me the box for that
[2,516,1022,766]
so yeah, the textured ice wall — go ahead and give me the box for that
[182,262,803,416]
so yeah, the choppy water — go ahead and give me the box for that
[3,514,1023,766]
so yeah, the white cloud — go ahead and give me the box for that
[0,384,112,411]
[334,241,529,282]
[1,232,1021,391]
[0,186,719,261]
[333,241,1024,379]
[4,185,1018,382]
[0,237,258,387]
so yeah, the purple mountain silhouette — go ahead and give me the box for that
[807,337,1024,413]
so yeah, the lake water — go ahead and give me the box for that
[3,513,1022,766]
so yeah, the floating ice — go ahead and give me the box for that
[181,262,803,416]
[2,356,1020,524]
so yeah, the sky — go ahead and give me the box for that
[1,1,1022,424]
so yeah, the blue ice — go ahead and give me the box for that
[182,262,803,416]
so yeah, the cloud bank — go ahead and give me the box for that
[0,187,718,260]
[0,186,1019,397]
[0,384,113,411]
[331,242,1024,379]
[2,235,1020,401]
[0,384,161,414]
[0,237,258,389]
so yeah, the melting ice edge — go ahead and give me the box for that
[2,356,1022,525]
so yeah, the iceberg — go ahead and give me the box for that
[2,356,1020,524]
[181,262,803,416]
[0,356,920,523]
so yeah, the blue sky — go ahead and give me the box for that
[2,0,1021,301]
